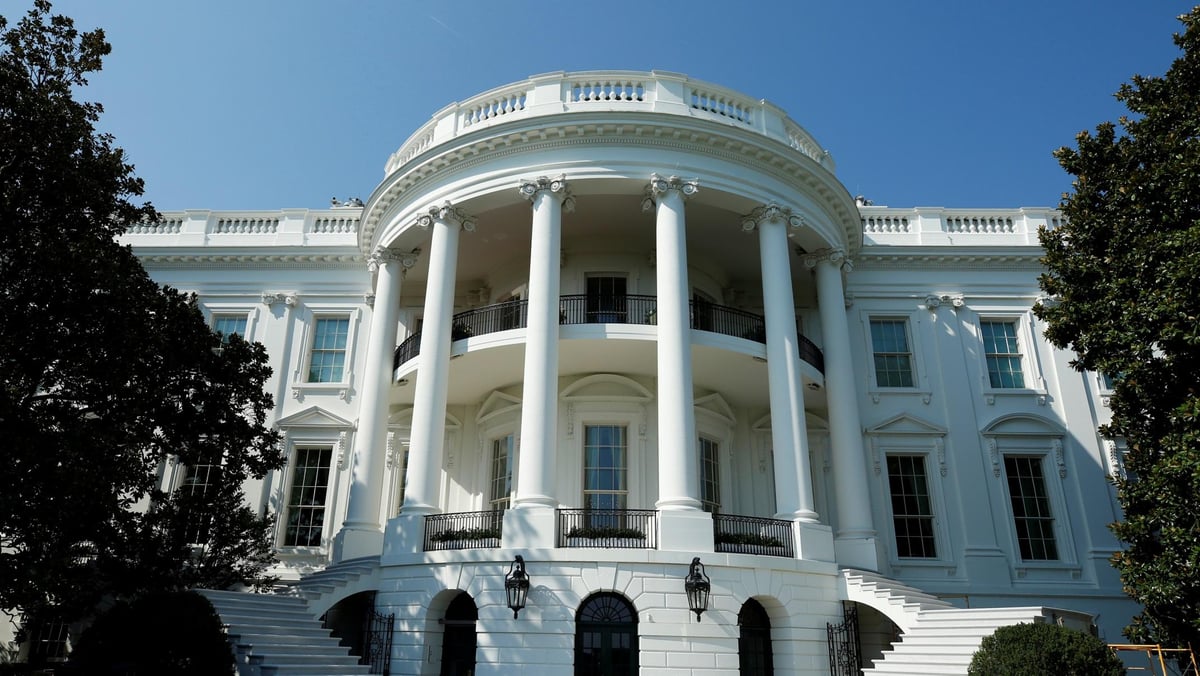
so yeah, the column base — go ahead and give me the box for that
[834,535,880,571]
[501,507,558,549]
[658,510,713,553]
[794,521,836,562]
[381,513,426,563]
[332,526,384,563]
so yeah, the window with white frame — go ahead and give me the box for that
[886,455,937,558]
[870,318,915,388]
[699,436,721,513]
[211,313,248,342]
[583,424,628,512]
[1003,455,1058,561]
[490,434,514,511]
[981,320,1026,388]
[307,316,350,383]
[179,462,221,543]
[283,446,332,547]
[393,444,410,516]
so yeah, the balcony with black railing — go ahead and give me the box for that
[713,513,795,558]
[423,510,503,551]
[557,508,659,549]
[393,295,824,373]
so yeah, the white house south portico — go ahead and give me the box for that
[112,71,1135,675]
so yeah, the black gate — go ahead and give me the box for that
[827,603,861,676]
[363,607,394,675]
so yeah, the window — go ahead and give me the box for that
[283,446,332,547]
[490,434,514,511]
[307,317,350,382]
[211,313,248,341]
[699,436,721,513]
[27,616,69,664]
[583,425,628,513]
[981,320,1025,388]
[886,455,937,558]
[179,462,221,543]
[870,319,915,387]
[586,276,627,323]
[393,444,410,516]
[1003,456,1058,561]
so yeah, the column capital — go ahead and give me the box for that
[518,174,575,212]
[740,202,806,232]
[366,247,420,273]
[415,201,475,232]
[641,174,699,211]
[923,293,965,310]
[799,247,848,270]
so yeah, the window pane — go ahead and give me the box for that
[308,317,350,382]
[284,447,332,546]
[212,313,248,341]
[870,319,915,388]
[490,434,514,511]
[1003,456,1058,560]
[699,437,721,513]
[584,425,627,511]
[982,320,1025,388]
[886,455,937,558]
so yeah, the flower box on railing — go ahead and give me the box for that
[424,511,503,551]
[564,526,646,548]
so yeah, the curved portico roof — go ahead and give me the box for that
[359,70,862,257]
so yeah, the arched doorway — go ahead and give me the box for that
[440,592,477,676]
[738,598,774,675]
[575,592,638,676]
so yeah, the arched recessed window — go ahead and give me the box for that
[739,598,774,675]
[575,592,638,676]
[440,592,477,676]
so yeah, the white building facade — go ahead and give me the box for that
[117,72,1131,675]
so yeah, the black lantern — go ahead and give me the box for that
[684,557,711,622]
[505,555,531,619]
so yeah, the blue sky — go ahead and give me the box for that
[32,1,1190,211]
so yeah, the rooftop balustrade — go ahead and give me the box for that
[392,296,824,373]
[384,70,834,176]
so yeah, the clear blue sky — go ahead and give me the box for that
[31,1,1191,211]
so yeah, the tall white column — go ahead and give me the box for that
[807,249,878,570]
[401,202,472,517]
[514,176,573,510]
[334,248,415,561]
[645,174,702,512]
[742,204,818,523]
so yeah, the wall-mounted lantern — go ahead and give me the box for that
[684,557,711,622]
[505,555,531,619]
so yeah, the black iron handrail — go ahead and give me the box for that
[423,510,503,551]
[713,513,795,558]
[557,508,658,549]
[392,295,825,374]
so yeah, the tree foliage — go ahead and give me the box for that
[1036,7,1200,650]
[0,0,284,626]
[968,622,1125,676]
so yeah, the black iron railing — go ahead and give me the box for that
[557,508,658,549]
[827,603,861,676]
[392,295,825,374]
[423,510,503,551]
[713,513,795,558]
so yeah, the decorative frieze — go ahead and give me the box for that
[923,293,964,310]
[518,175,576,212]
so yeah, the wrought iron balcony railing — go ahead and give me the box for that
[713,513,795,558]
[557,508,658,549]
[423,510,503,551]
[393,296,824,374]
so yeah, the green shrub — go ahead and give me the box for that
[565,526,645,539]
[714,532,784,547]
[430,527,501,542]
[68,591,233,675]
[968,622,1123,676]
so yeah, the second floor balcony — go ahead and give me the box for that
[393,295,824,374]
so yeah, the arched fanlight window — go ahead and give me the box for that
[575,592,638,676]
[738,598,774,675]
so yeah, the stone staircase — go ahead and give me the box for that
[285,556,381,615]
[197,576,376,676]
[840,569,1094,675]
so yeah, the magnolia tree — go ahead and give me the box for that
[1037,7,1200,652]
[0,1,284,629]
